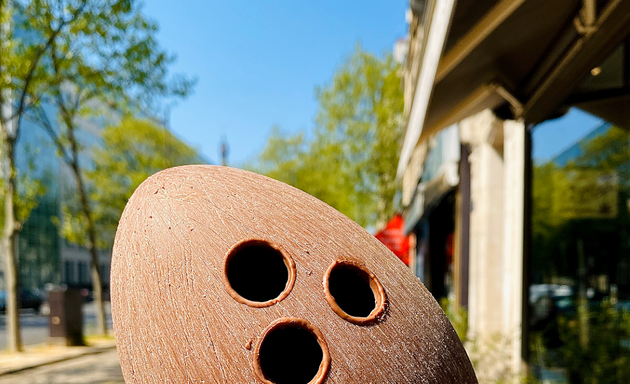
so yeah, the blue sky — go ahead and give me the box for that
[532,108,604,162]
[143,1,408,166]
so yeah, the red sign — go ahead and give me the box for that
[375,214,410,265]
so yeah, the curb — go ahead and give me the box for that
[0,343,117,376]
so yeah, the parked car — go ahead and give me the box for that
[0,288,45,314]
[529,284,576,330]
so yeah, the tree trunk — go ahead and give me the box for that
[87,226,107,336]
[52,91,108,336]
[71,158,107,336]
[0,0,22,354]
[3,137,22,352]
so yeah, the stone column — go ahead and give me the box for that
[460,109,505,338]
[459,109,526,382]
[502,119,526,377]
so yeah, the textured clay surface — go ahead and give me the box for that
[111,165,478,383]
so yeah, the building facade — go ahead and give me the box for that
[399,1,630,382]
[3,103,115,293]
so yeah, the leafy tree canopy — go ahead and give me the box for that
[83,117,200,247]
[531,124,630,282]
[1,0,196,347]
[253,45,404,228]
[14,0,197,250]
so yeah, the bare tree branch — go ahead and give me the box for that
[8,0,89,134]
[28,104,73,165]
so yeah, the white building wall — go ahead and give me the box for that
[460,109,525,381]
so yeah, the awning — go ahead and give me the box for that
[403,161,459,234]
[399,0,630,175]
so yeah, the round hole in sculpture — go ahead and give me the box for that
[224,239,295,307]
[255,318,330,384]
[324,261,386,325]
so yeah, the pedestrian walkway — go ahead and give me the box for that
[0,347,123,384]
[0,338,116,376]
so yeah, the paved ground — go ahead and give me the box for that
[0,302,120,383]
[0,302,112,350]
[0,312,49,349]
[1,347,123,384]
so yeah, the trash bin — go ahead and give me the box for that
[48,288,84,346]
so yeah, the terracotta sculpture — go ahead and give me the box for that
[111,165,478,383]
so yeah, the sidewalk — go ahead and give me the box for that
[0,338,117,376]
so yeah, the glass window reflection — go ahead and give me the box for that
[530,107,630,383]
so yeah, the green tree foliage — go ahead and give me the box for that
[557,301,630,384]
[531,161,565,281]
[531,126,630,283]
[530,125,630,381]
[0,0,195,343]
[0,0,96,352]
[85,117,200,247]
[254,46,404,228]
[0,145,46,237]
[23,0,195,337]
[575,125,630,194]
[576,126,630,169]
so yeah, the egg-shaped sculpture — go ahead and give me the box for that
[111,165,477,384]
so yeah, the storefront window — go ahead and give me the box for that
[529,107,630,383]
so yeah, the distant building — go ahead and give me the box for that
[393,37,409,64]
[551,122,612,167]
[6,102,118,293]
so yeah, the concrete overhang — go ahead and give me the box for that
[398,0,630,176]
